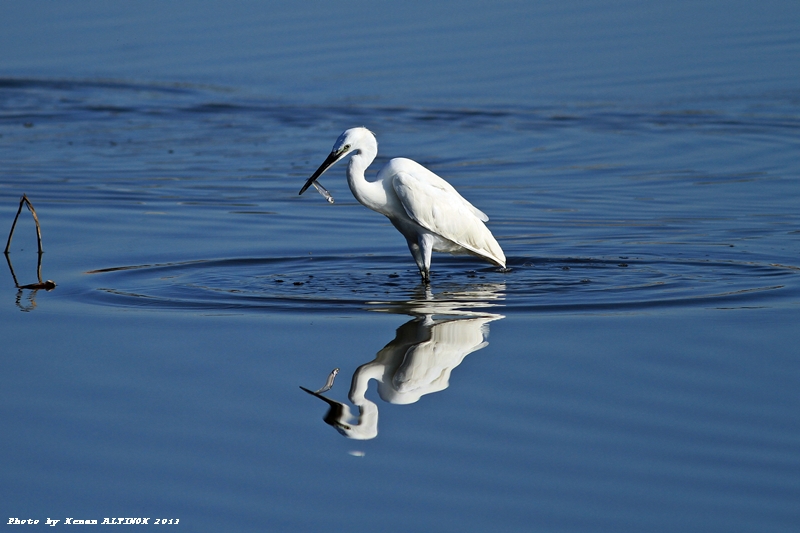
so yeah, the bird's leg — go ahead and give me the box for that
[418,233,434,284]
[405,237,429,283]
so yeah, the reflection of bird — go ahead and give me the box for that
[301,312,502,441]
[299,386,378,440]
[299,127,505,282]
[351,314,501,405]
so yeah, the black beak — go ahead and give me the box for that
[299,151,341,195]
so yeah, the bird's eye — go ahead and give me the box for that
[343,144,351,152]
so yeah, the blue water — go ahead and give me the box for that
[2,2,800,532]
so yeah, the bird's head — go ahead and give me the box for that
[299,127,376,195]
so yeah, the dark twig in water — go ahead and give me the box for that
[5,194,44,254]
[4,195,56,294]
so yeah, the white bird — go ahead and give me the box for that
[299,127,505,282]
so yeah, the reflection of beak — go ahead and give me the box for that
[299,386,353,432]
[299,151,340,195]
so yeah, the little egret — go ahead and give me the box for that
[299,127,505,282]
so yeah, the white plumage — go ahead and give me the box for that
[300,127,505,282]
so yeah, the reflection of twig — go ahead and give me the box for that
[5,194,44,254]
[5,251,55,290]
[4,252,20,287]
[15,289,37,312]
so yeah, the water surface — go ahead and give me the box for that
[1,2,799,532]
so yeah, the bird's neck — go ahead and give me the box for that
[346,145,387,212]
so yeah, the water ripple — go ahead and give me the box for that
[81,255,799,314]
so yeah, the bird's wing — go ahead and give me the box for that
[392,171,505,266]
[384,158,489,222]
